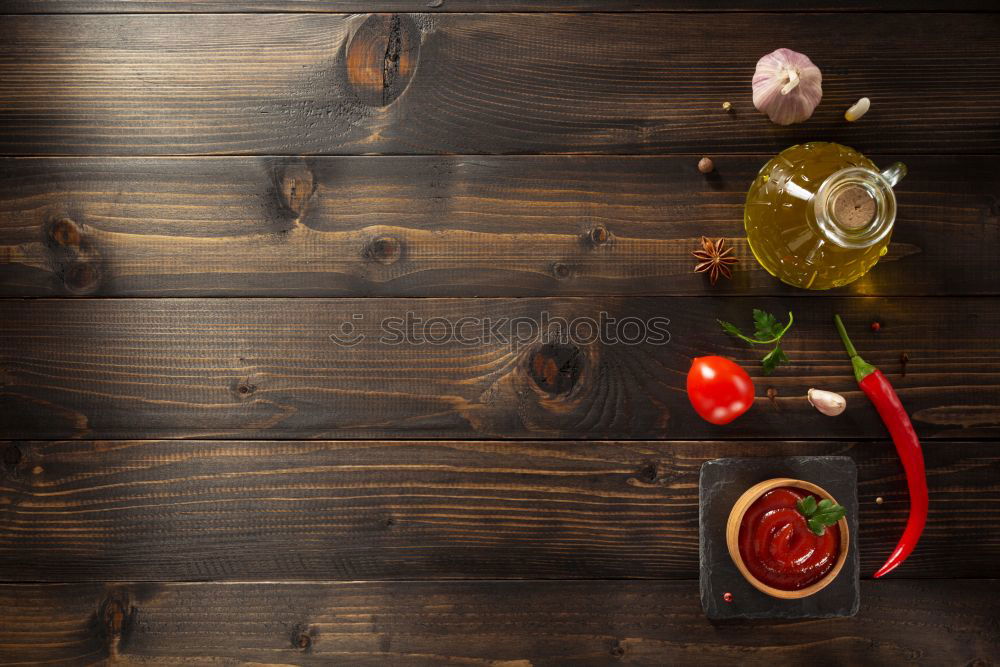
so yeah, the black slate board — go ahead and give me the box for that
[699,456,860,620]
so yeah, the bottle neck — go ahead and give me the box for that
[812,167,896,249]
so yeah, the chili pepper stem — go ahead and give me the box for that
[834,314,878,383]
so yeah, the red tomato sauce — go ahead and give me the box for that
[738,486,841,591]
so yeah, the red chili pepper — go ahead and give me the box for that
[834,315,928,578]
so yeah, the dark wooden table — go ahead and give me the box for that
[1,2,999,665]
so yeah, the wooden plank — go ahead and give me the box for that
[0,580,996,664]
[1,439,996,581]
[8,1,998,11]
[2,156,996,297]
[2,13,999,155]
[1,297,998,440]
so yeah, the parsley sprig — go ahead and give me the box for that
[718,309,794,375]
[796,496,847,536]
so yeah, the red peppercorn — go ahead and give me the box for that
[723,592,733,603]
[871,321,881,332]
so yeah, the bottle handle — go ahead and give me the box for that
[880,162,907,188]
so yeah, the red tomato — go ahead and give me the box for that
[687,356,755,425]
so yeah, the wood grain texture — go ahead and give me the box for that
[0,580,997,665]
[1,297,999,440]
[9,0,997,11]
[2,155,996,297]
[1,439,997,581]
[1,3,996,664]
[2,13,999,155]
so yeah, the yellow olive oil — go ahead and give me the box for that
[744,142,901,290]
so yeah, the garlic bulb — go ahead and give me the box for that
[752,48,823,126]
[807,388,847,416]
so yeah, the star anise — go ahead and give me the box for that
[692,236,738,285]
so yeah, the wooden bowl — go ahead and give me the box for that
[726,477,850,600]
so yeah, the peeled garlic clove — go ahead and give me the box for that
[807,388,847,416]
[752,48,823,126]
[845,97,870,122]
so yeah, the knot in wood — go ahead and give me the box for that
[49,217,81,248]
[290,624,315,652]
[2,444,21,467]
[279,164,314,216]
[346,14,420,107]
[366,236,402,265]
[103,601,125,636]
[529,343,582,395]
[638,462,658,484]
[589,225,610,246]
[99,595,131,640]
[232,380,258,398]
[64,261,100,294]
[552,262,571,280]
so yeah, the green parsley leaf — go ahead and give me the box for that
[753,308,781,340]
[816,505,846,524]
[718,319,747,341]
[760,345,788,375]
[796,496,817,516]
[796,494,847,536]
[718,310,794,375]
